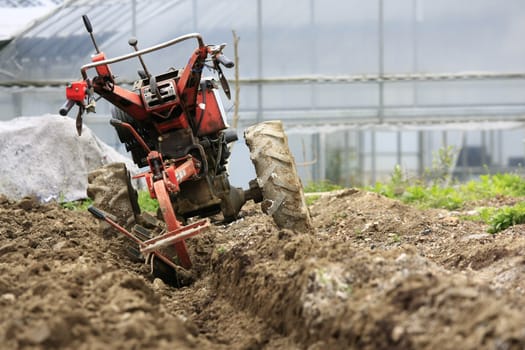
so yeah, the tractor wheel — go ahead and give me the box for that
[244,120,313,232]
[87,162,140,228]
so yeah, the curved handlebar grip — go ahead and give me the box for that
[59,100,75,116]
[82,15,93,33]
[216,54,234,68]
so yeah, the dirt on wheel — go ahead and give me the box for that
[1,188,525,349]
[245,120,312,232]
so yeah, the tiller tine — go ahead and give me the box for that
[87,205,209,273]
[140,219,210,254]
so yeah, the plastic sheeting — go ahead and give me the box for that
[0,114,136,201]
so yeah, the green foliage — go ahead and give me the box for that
[305,194,320,206]
[373,171,525,211]
[484,202,525,233]
[372,165,411,198]
[60,198,93,211]
[138,190,159,213]
[476,173,525,197]
[425,145,456,185]
[402,185,464,210]
[304,180,344,193]
[372,157,525,233]
[303,180,345,205]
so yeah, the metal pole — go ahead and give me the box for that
[396,129,402,166]
[418,130,424,176]
[319,132,326,180]
[498,130,503,171]
[131,0,136,37]
[310,0,316,110]
[378,0,384,123]
[481,130,487,168]
[412,0,419,106]
[358,130,365,186]
[371,129,377,183]
[256,0,263,123]
[344,130,350,187]
[312,133,320,181]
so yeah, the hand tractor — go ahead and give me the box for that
[60,15,311,285]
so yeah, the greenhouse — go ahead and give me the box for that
[1,0,525,186]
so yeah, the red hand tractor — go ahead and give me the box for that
[60,15,311,285]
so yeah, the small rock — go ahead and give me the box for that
[152,278,166,291]
[22,323,51,344]
[52,241,68,251]
[396,253,408,262]
[361,221,379,233]
[1,293,16,303]
[17,197,37,211]
[461,233,492,241]
[442,216,459,226]
[391,325,405,342]
[420,228,432,235]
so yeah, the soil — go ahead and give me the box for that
[1,189,525,349]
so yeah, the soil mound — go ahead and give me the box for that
[1,188,525,349]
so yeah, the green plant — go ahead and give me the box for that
[60,198,93,211]
[372,164,411,198]
[486,202,525,233]
[304,180,344,193]
[138,190,159,213]
[390,233,401,243]
[305,194,320,206]
[425,145,456,185]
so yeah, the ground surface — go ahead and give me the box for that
[1,189,525,349]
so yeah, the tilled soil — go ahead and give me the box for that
[1,190,525,349]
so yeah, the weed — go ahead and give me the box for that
[60,198,93,211]
[304,180,345,205]
[305,194,320,206]
[390,233,401,243]
[486,203,525,233]
[425,145,456,185]
[371,155,525,233]
[304,180,344,193]
[138,190,159,213]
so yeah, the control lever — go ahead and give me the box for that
[149,75,163,102]
[82,15,100,54]
[128,37,151,78]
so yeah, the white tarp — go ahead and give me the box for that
[0,114,135,202]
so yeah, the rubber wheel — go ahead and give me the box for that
[244,120,313,232]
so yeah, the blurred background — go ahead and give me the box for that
[1,0,525,187]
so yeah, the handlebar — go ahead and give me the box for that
[80,32,204,80]
[216,54,234,68]
[59,100,75,116]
